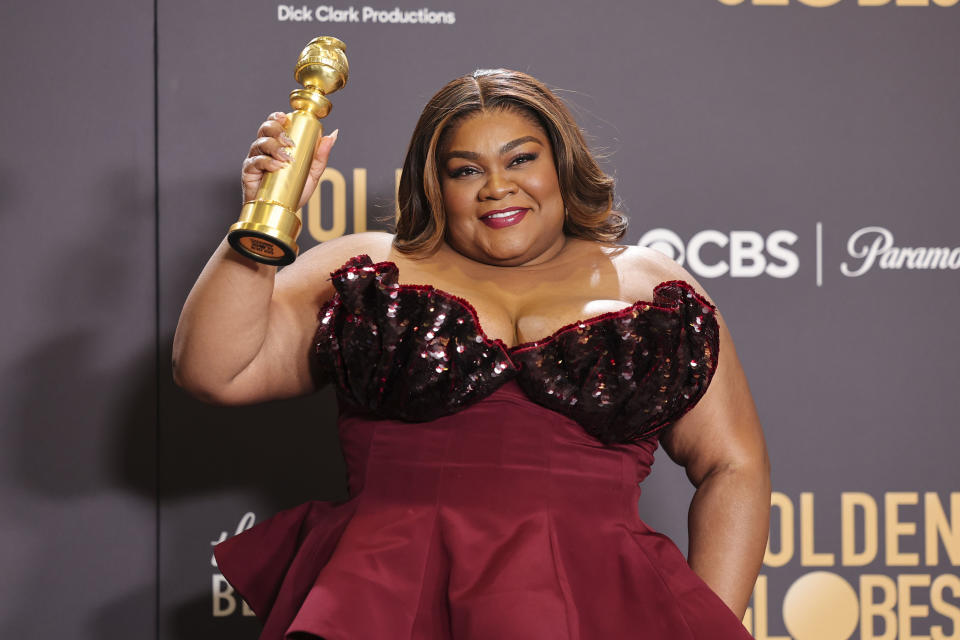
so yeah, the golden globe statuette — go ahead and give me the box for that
[228,36,349,265]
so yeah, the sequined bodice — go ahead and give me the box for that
[312,255,719,444]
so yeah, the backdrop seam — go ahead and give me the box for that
[153,0,161,638]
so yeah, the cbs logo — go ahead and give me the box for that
[637,228,799,278]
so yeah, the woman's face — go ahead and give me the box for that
[439,108,566,267]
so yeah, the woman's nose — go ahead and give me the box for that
[478,171,517,200]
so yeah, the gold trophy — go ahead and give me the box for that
[228,36,349,265]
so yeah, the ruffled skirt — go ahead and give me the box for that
[215,383,752,639]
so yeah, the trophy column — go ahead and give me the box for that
[228,36,349,266]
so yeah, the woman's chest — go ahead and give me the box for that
[393,265,655,348]
[466,294,637,348]
[314,254,721,444]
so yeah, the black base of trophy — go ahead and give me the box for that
[227,230,297,266]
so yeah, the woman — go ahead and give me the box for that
[173,69,770,639]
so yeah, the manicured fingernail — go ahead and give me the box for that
[281,133,295,146]
[329,129,339,144]
[279,148,294,162]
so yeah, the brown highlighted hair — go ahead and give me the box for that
[394,69,625,255]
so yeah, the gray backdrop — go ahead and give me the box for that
[2,1,958,639]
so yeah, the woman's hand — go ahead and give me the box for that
[240,111,339,209]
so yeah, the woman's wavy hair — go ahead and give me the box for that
[394,69,625,254]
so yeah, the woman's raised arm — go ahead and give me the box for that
[172,113,377,405]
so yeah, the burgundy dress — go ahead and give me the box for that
[214,255,752,640]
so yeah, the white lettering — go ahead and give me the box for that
[316,5,360,22]
[688,230,729,278]
[765,229,800,278]
[361,6,456,24]
[276,4,313,21]
[730,230,767,277]
[211,512,256,568]
[843,226,960,276]
[638,228,800,279]
[637,228,686,263]
[842,226,893,276]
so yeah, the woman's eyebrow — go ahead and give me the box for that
[445,136,545,162]
[500,136,543,155]
[445,149,480,161]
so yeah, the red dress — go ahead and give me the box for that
[214,255,752,639]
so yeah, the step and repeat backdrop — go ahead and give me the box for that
[3,0,958,639]
[158,2,960,639]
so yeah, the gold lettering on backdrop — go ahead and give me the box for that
[898,574,932,639]
[782,572,860,640]
[763,491,960,568]
[886,492,921,566]
[861,574,897,640]
[353,168,367,233]
[304,167,373,241]
[843,492,879,566]
[747,575,791,639]
[749,570,960,638]
[749,492,960,638]
[925,492,960,566]
[931,574,960,640]
[765,491,794,567]
[307,167,347,241]
[395,168,403,222]
[801,492,835,566]
[211,575,255,617]
[212,574,237,616]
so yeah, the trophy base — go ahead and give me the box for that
[228,201,302,266]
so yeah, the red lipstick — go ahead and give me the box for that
[480,207,528,229]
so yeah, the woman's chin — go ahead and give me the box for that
[446,222,566,267]
[477,237,560,266]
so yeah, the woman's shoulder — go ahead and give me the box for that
[607,243,680,278]
[587,242,712,302]
[272,231,396,303]
[283,231,395,277]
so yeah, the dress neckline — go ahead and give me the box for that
[329,254,715,356]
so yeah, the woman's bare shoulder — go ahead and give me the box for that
[273,231,396,303]
[279,231,394,278]
[608,244,717,306]
[296,230,395,269]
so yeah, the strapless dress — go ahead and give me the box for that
[214,254,751,639]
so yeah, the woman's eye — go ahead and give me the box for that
[510,152,537,167]
[449,166,478,178]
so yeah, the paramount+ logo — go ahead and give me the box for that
[718,0,957,6]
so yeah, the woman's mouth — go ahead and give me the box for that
[480,207,529,229]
